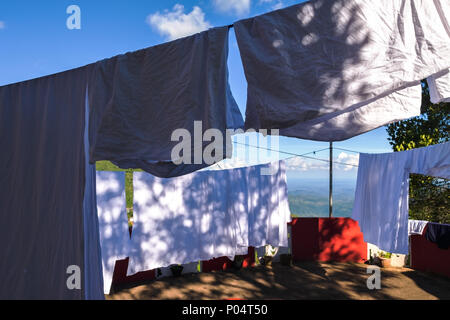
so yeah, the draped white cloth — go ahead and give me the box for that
[0,66,104,299]
[83,88,105,300]
[408,220,428,236]
[352,142,450,254]
[96,171,129,294]
[234,0,450,141]
[88,26,243,178]
[127,161,291,275]
[428,70,450,104]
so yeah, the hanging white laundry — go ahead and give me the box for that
[247,162,291,248]
[0,25,244,300]
[128,170,236,274]
[0,66,104,300]
[96,171,129,295]
[352,142,450,255]
[428,70,450,104]
[408,220,428,236]
[83,87,105,300]
[127,161,291,275]
[88,26,243,178]
[234,0,450,141]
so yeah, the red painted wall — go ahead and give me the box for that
[201,256,233,273]
[202,247,256,272]
[290,218,367,263]
[112,258,156,285]
[110,246,256,287]
[410,225,450,278]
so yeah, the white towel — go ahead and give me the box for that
[408,220,428,236]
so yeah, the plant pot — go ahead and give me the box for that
[379,257,391,268]
[280,254,292,266]
[262,256,273,267]
[170,265,184,277]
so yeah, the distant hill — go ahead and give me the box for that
[287,178,355,218]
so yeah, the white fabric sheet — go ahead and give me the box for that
[247,163,291,248]
[0,66,103,299]
[408,220,428,236]
[428,70,450,104]
[127,161,291,275]
[234,0,450,141]
[352,142,450,254]
[83,88,105,300]
[96,171,129,294]
[88,26,243,178]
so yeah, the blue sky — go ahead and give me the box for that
[0,0,395,180]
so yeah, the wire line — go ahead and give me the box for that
[232,141,359,168]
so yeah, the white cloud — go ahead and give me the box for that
[146,4,212,41]
[285,157,329,172]
[213,0,251,16]
[0,21,5,29]
[336,152,359,171]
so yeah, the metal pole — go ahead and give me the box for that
[329,142,333,218]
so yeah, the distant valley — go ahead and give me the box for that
[286,178,356,218]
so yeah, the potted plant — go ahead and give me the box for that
[375,251,392,268]
[260,245,277,267]
[260,255,273,267]
[170,264,184,277]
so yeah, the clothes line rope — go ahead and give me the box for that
[232,141,359,168]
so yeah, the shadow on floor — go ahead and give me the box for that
[107,261,450,300]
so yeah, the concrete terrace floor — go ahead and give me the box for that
[107,261,450,300]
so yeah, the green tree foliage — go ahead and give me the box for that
[386,81,449,224]
[96,160,139,224]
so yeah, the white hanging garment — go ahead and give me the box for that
[408,220,428,236]
[88,26,243,178]
[352,142,450,255]
[247,162,291,248]
[127,161,291,274]
[234,0,450,141]
[96,171,129,294]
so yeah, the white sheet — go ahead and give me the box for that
[247,162,291,248]
[0,65,104,299]
[83,88,105,300]
[88,26,244,178]
[96,171,129,294]
[127,161,291,275]
[352,142,450,254]
[234,0,450,141]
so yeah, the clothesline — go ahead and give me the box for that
[232,141,359,168]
